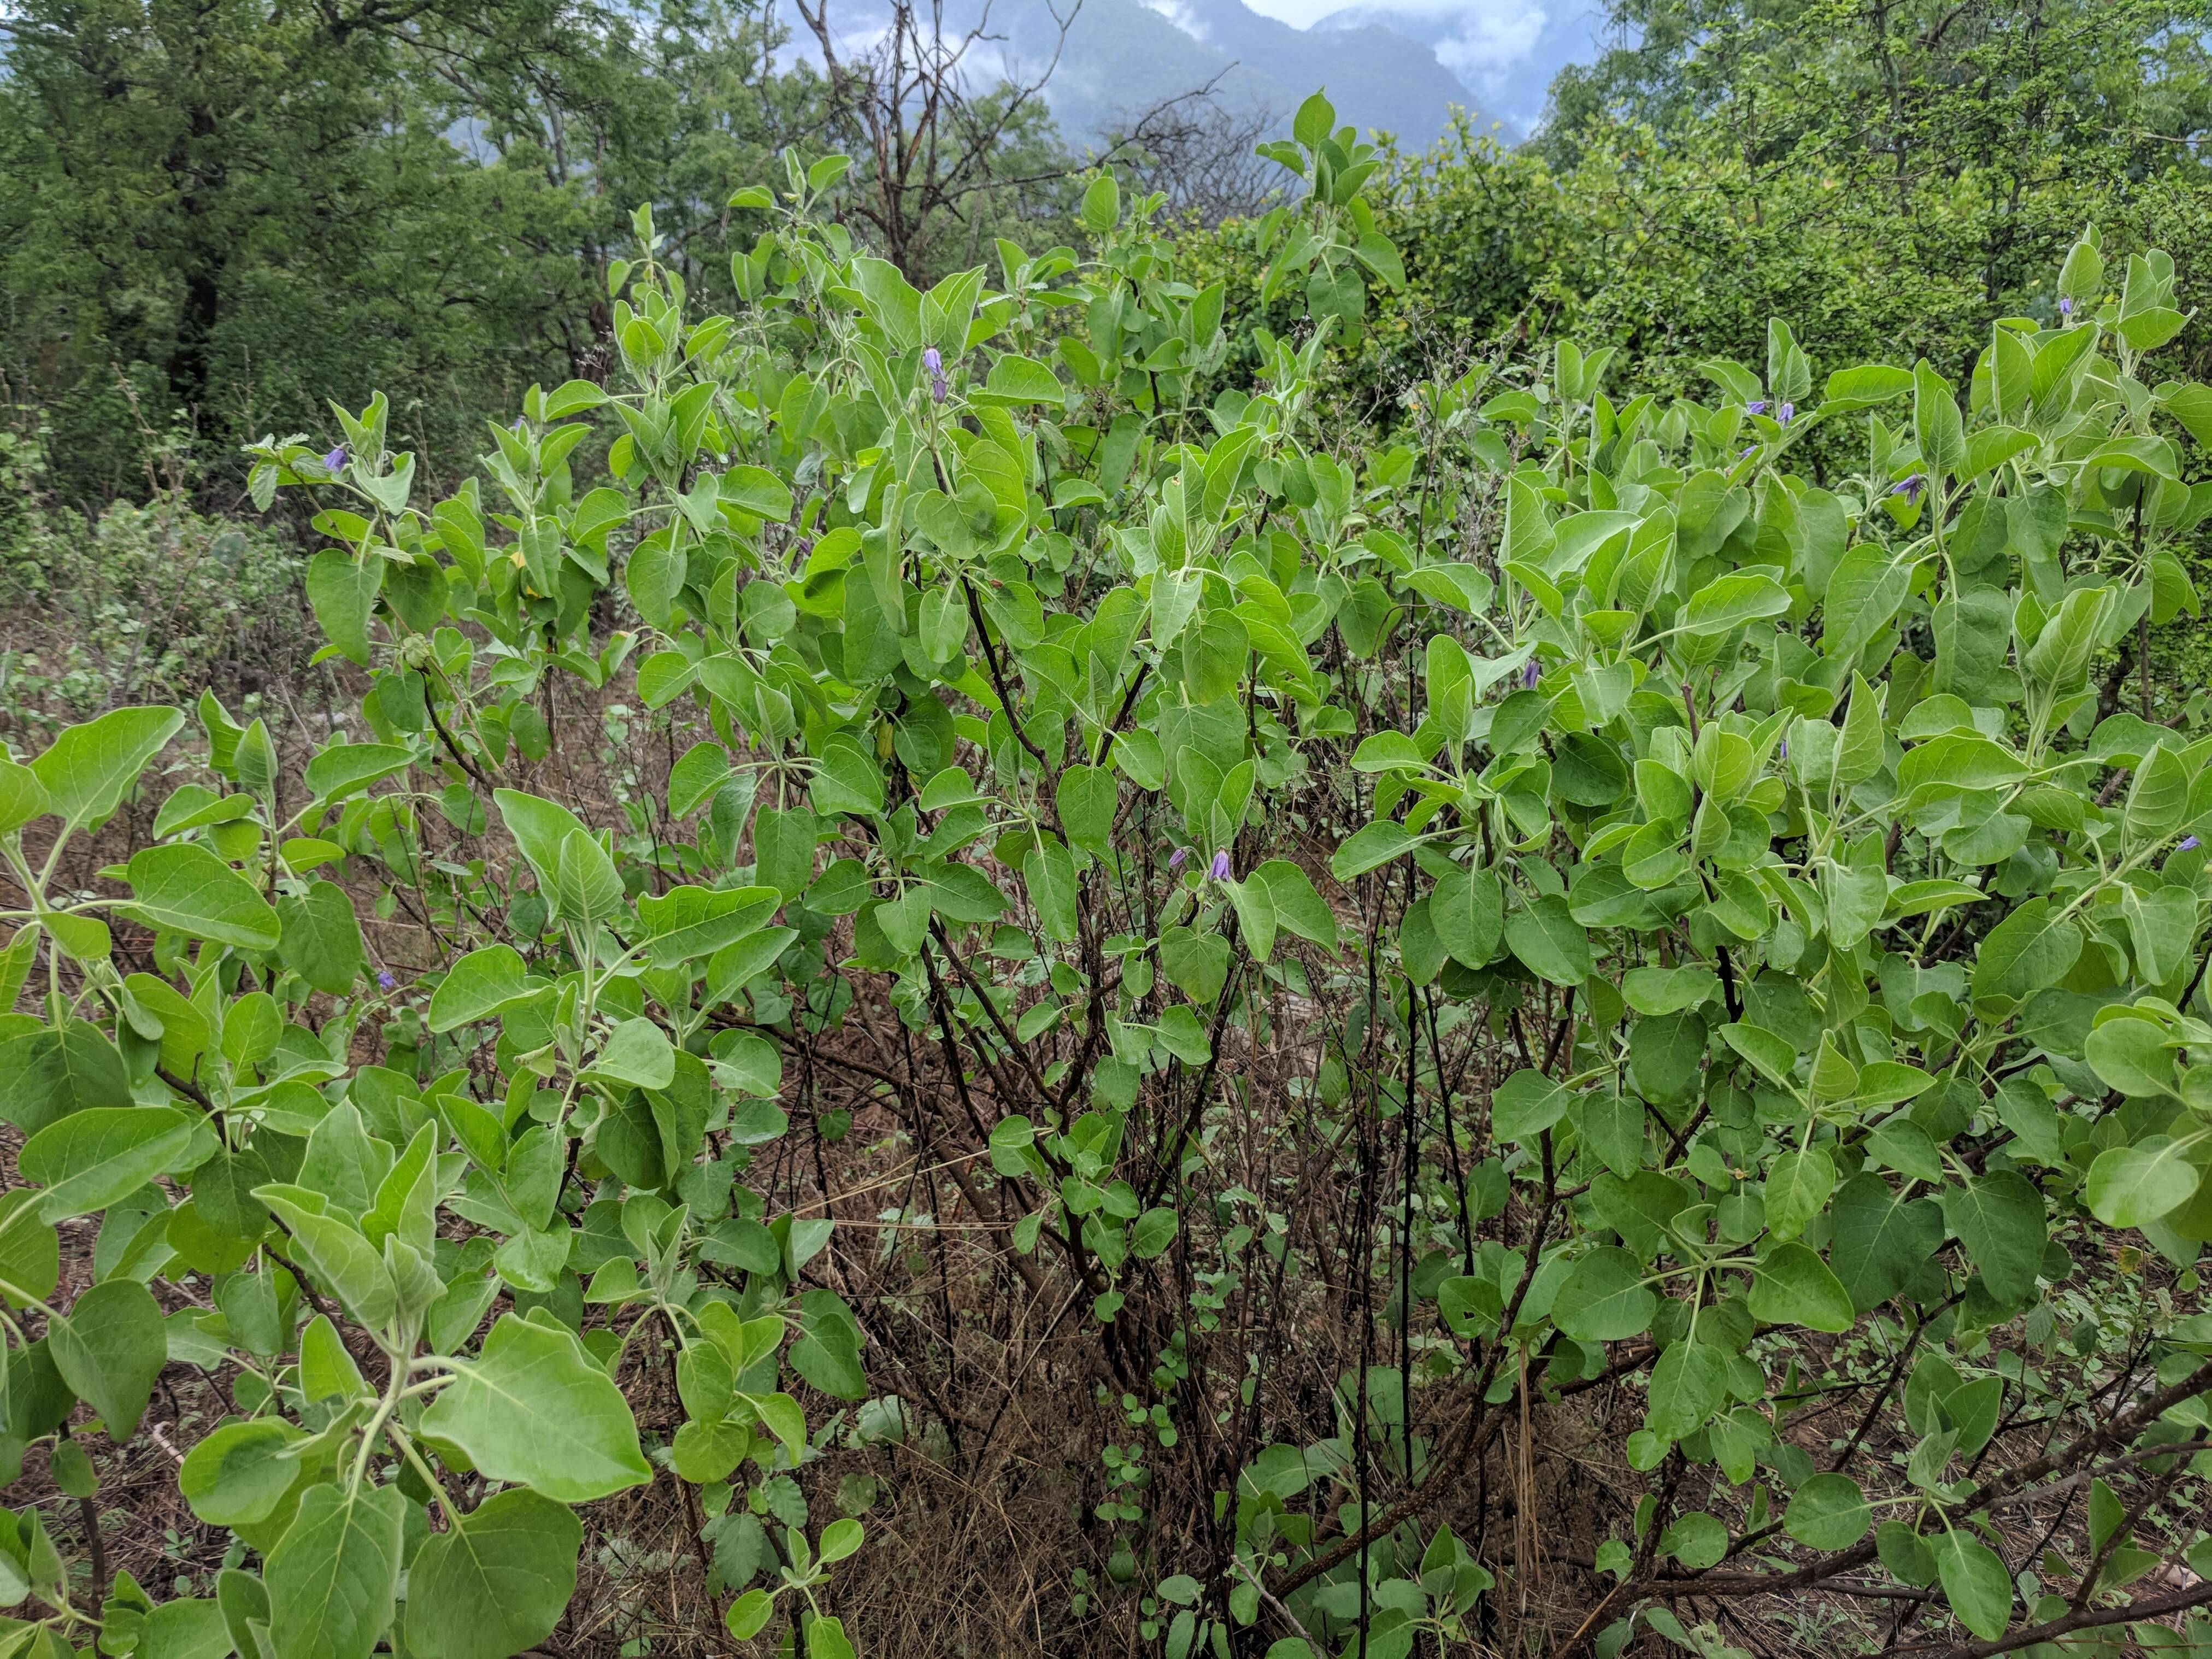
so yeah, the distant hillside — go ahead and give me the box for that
[801,0,1487,153]
[1308,2,1615,137]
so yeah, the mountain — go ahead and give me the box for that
[1307,2,1614,138]
[800,0,1487,154]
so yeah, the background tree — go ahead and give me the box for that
[0,0,810,497]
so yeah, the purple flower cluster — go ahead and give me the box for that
[376,969,397,991]
[1889,473,1928,506]
[923,346,946,404]
[1170,845,1233,880]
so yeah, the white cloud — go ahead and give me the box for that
[1138,0,1208,38]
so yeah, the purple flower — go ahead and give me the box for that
[2181,836,2201,852]
[1745,400,1767,415]
[1521,660,1540,691]
[1778,402,1795,425]
[1776,737,1788,762]
[2060,296,2074,320]
[376,969,397,990]
[1739,445,1757,460]
[932,375,948,405]
[1210,850,1232,881]
[323,446,348,471]
[1169,846,1188,870]
[922,348,943,374]
[1890,473,1927,505]
[512,416,527,434]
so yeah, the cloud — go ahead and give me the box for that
[1137,0,1209,38]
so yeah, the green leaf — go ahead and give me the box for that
[300,1314,368,1403]
[1492,1069,1570,1143]
[851,258,922,349]
[422,1314,652,1502]
[1055,764,1117,852]
[305,549,381,666]
[726,1588,774,1640]
[49,1278,167,1437]
[586,1019,676,1092]
[644,885,783,969]
[266,1480,404,1659]
[0,1021,131,1134]
[0,760,52,833]
[668,742,732,819]
[1784,1473,1872,1551]
[1748,1242,1853,1332]
[1940,1172,2046,1303]
[1503,893,1590,985]
[120,844,281,949]
[1679,572,1790,638]
[1351,732,1429,773]
[2085,1136,2204,1229]
[1971,897,2082,1007]
[1763,1149,1834,1243]
[491,789,591,890]
[1080,172,1121,235]
[1291,89,1335,149]
[1132,1209,1178,1259]
[0,1189,60,1306]
[979,354,1064,405]
[721,465,793,521]
[27,706,185,831]
[1913,360,1964,478]
[1431,866,1503,969]
[302,743,414,802]
[404,1487,582,1659]
[789,1289,866,1401]
[1331,820,1415,879]
[1551,1248,1655,1341]
[1621,966,1718,1015]
[427,945,541,1033]
[1254,860,1338,954]
[255,1185,397,1328]
[2125,744,2190,844]
[1026,839,1079,944]
[1822,365,1915,409]
[180,1419,304,1526]
[1932,1531,2012,1640]
[1159,927,1231,1004]
[277,880,366,994]
[20,1106,195,1221]
[137,1597,233,1659]
[552,827,623,930]
[754,804,819,899]
[1646,1340,1727,1441]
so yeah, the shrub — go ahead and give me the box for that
[2,91,2212,1659]
[0,492,315,733]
